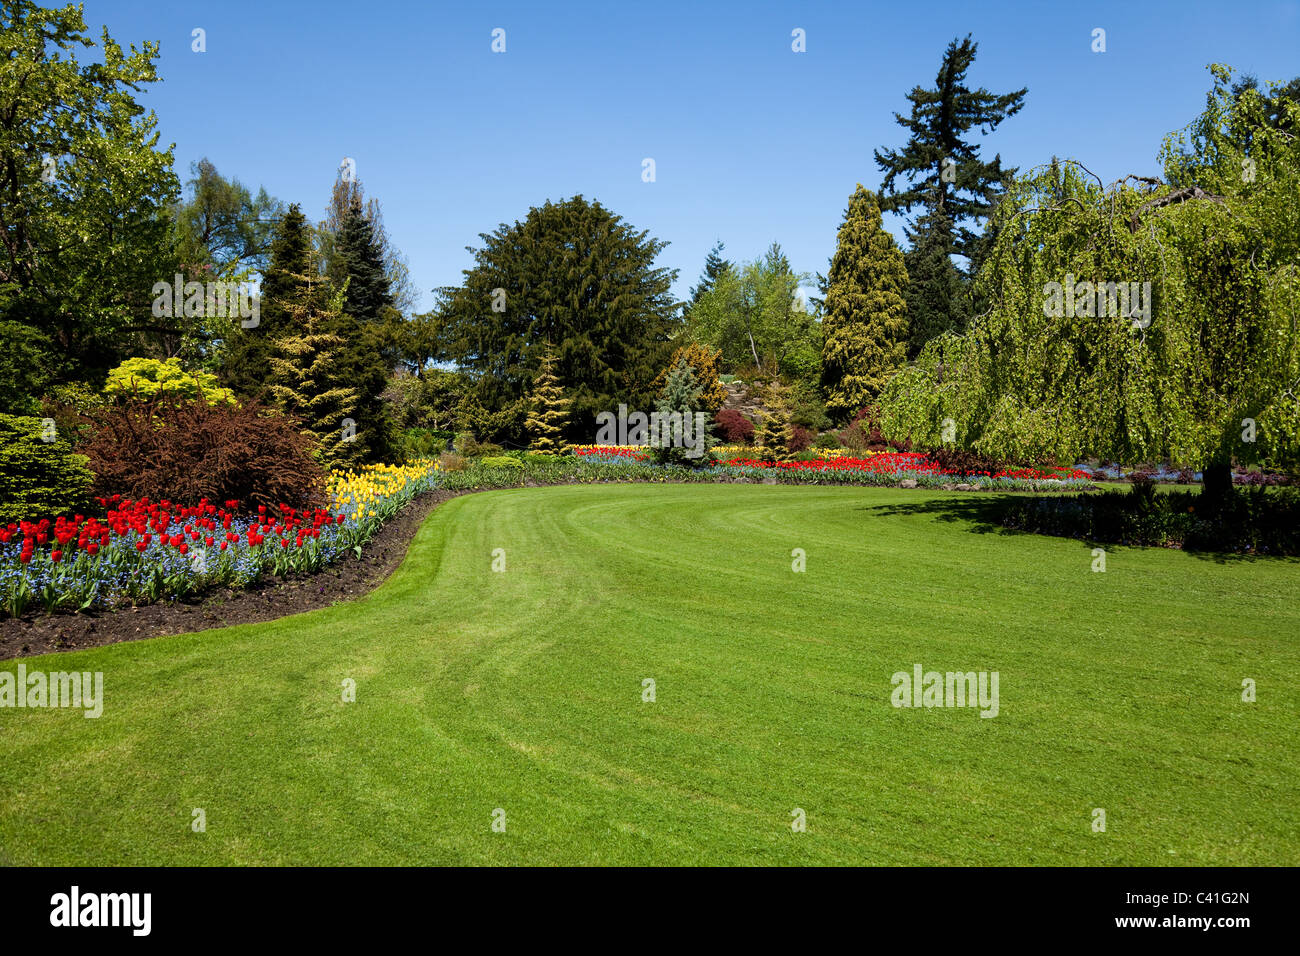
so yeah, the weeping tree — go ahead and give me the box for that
[880,65,1300,500]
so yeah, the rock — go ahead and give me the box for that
[761,476,777,485]
[955,483,976,491]
[900,478,918,489]
[941,483,956,491]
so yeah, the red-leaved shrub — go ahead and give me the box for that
[714,408,755,444]
[789,425,813,453]
[80,396,326,510]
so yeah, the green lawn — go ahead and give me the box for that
[2,484,1297,865]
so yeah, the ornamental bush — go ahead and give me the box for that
[714,408,755,444]
[0,414,95,523]
[79,396,326,510]
[104,357,237,405]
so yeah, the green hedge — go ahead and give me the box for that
[0,414,94,523]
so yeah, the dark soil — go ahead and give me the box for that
[0,490,465,661]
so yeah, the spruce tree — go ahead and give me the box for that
[687,240,731,311]
[221,204,311,399]
[329,198,394,326]
[525,346,569,454]
[323,198,398,462]
[650,357,717,467]
[820,186,910,420]
[267,284,363,467]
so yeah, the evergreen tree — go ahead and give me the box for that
[437,195,679,444]
[221,204,310,398]
[755,380,793,461]
[820,186,910,419]
[687,240,731,311]
[650,357,716,467]
[323,198,398,461]
[901,201,968,358]
[267,284,362,467]
[874,34,1025,350]
[525,345,569,454]
[330,198,394,326]
[874,34,1026,268]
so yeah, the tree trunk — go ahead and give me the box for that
[1200,462,1234,505]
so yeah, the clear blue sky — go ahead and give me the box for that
[82,0,1300,310]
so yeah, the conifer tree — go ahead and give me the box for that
[755,380,793,460]
[875,35,1025,350]
[222,204,311,398]
[650,358,717,467]
[267,283,362,467]
[820,186,910,420]
[686,240,731,314]
[323,197,398,461]
[525,346,569,454]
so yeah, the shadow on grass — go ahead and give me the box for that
[855,494,1300,565]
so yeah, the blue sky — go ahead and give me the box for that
[82,0,1300,310]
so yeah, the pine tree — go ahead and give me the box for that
[874,34,1025,267]
[820,186,910,420]
[267,284,363,467]
[221,204,311,399]
[755,379,793,461]
[902,205,968,357]
[525,346,569,454]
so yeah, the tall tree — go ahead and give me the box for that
[324,197,398,461]
[220,203,312,398]
[0,0,179,411]
[687,240,731,311]
[901,197,968,356]
[875,34,1024,351]
[173,158,282,279]
[437,195,679,444]
[820,186,910,420]
[321,166,419,314]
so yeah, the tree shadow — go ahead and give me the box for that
[854,494,1300,565]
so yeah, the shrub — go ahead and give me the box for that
[653,343,728,413]
[925,446,1007,477]
[790,425,814,453]
[480,456,525,469]
[79,396,326,510]
[714,408,755,444]
[0,414,94,523]
[812,433,841,450]
[439,452,467,472]
[399,427,451,461]
[996,486,1300,555]
[104,357,237,405]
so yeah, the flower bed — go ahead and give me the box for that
[0,460,440,617]
[571,445,1089,489]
